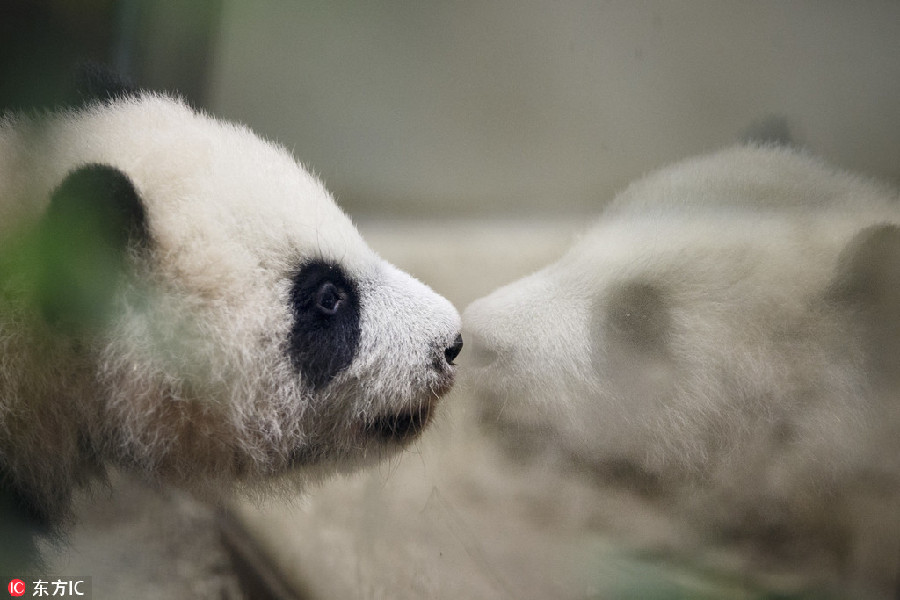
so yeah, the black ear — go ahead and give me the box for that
[74,62,139,105]
[739,114,793,147]
[827,223,900,379]
[36,164,149,332]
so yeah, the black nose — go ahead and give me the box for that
[444,334,463,365]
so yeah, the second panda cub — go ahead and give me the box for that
[464,145,900,597]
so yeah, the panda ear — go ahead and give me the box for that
[36,164,149,332]
[827,223,900,379]
[73,63,140,105]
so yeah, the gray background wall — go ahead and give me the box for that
[207,1,900,218]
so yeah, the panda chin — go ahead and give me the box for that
[364,401,436,444]
[283,402,436,470]
[363,371,456,445]
[358,355,457,446]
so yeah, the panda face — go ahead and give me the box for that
[462,147,900,597]
[1,92,461,505]
[463,146,898,483]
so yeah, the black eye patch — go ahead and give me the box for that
[604,280,671,352]
[287,261,361,390]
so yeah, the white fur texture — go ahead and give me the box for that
[464,146,900,597]
[0,94,460,523]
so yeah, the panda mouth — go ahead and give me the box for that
[365,403,435,443]
[360,366,456,445]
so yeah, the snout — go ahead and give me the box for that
[461,331,498,368]
[462,271,560,371]
[357,263,464,445]
[365,331,461,444]
[462,297,509,369]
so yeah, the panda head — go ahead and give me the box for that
[463,146,900,483]
[8,78,462,504]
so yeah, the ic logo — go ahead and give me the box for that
[7,579,25,597]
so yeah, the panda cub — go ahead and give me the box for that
[464,145,900,597]
[0,74,462,562]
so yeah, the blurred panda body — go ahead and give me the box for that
[0,78,462,567]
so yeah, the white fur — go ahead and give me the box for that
[0,94,461,524]
[464,145,900,597]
